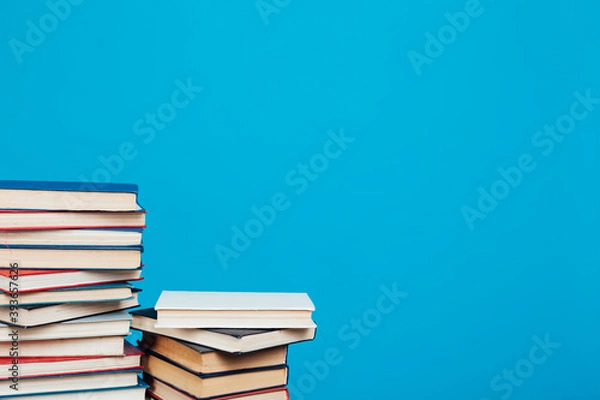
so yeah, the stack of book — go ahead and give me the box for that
[133,291,317,400]
[0,180,148,399]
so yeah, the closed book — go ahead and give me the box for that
[0,180,143,212]
[0,247,142,270]
[0,284,134,306]
[132,309,316,353]
[0,228,143,247]
[0,268,142,293]
[0,369,140,396]
[0,292,139,327]
[0,336,126,357]
[0,211,146,231]
[155,292,316,329]
[139,333,287,374]
[142,354,288,399]
[145,376,289,400]
[0,341,142,379]
[0,379,148,400]
[0,311,132,341]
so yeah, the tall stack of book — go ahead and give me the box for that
[133,291,317,400]
[0,181,148,399]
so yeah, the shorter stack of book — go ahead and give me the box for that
[133,291,317,400]
[0,181,148,399]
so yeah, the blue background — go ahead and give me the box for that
[1,0,599,399]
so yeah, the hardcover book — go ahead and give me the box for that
[0,337,126,358]
[145,376,289,400]
[131,309,316,353]
[139,333,288,374]
[0,211,146,231]
[0,341,142,379]
[0,228,143,247]
[0,247,142,270]
[0,268,143,293]
[0,180,143,212]
[0,369,141,396]
[0,283,134,306]
[0,379,148,400]
[155,291,316,329]
[0,291,139,327]
[0,310,133,341]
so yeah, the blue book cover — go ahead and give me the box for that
[0,244,144,251]
[25,283,134,292]
[0,379,148,399]
[0,369,143,383]
[0,181,144,212]
[0,181,139,194]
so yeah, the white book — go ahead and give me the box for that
[155,291,316,329]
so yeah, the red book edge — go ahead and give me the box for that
[0,366,143,381]
[0,269,81,277]
[0,341,143,364]
[0,211,147,214]
[0,225,146,231]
